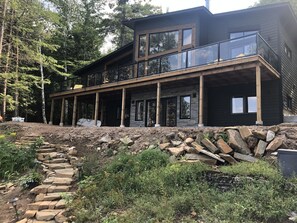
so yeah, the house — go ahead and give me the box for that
[49,2,297,127]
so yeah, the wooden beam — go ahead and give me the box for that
[59,98,65,126]
[100,99,104,126]
[94,92,99,126]
[49,99,54,125]
[72,95,77,127]
[256,65,263,125]
[155,82,161,127]
[120,88,126,127]
[199,76,204,127]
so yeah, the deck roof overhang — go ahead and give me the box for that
[50,55,280,99]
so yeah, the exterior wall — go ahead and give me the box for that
[278,21,297,114]
[130,84,199,127]
[207,80,282,126]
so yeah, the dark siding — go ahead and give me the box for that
[208,80,282,126]
[278,20,297,114]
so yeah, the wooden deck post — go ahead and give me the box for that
[49,99,54,125]
[120,88,126,127]
[256,65,263,125]
[72,95,77,127]
[155,82,161,127]
[198,75,204,127]
[59,98,65,126]
[94,92,100,126]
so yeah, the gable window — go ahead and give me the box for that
[138,35,146,58]
[180,95,191,119]
[285,44,292,60]
[149,30,178,55]
[135,100,144,121]
[183,29,192,46]
[287,95,293,110]
[232,96,257,114]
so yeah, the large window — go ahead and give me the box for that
[138,35,146,58]
[232,96,257,114]
[183,29,192,46]
[230,31,257,39]
[180,95,191,119]
[149,31,178,55]
[135,100,144,121]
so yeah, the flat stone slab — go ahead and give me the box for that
[47,185,70,193]
[219,153,238,165]
[44,177,73,186]
[234,152,258,162]
[30,185,50,194]
[36,148,57,153]
[54,168,75,177]
[55,199,66,209]
[35,209,62,221]
[44,158,68,164]
[216,139,233,154]
[27,201,52,211]
[44,163,72,170]
[24,210,37,218]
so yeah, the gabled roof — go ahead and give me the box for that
[74,42,133,76]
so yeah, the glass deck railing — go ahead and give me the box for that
[54,33,279,93]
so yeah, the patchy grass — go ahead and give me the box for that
[70,149,297,223]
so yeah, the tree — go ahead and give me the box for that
[104,0,161,48]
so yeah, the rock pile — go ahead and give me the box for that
[158,126,284,165]
[17,142,80,223]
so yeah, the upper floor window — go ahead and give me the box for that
[230,31,257,39]
[138,35,146,58]
[287,95,293,110]
[183,29,192,46]
[285,43,292,60]
[149,31,178,55]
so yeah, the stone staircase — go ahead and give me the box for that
[16,139,79,223]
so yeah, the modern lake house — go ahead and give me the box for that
[49,3,297,127]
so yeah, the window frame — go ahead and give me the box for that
[138,34,146,58]
[180,95,191,119]
[231,96,257,114]
[285,43,292,60]
[182,28,193,46]
[231,97,245,114]
[148,30,179,56]
[135,100,144,121]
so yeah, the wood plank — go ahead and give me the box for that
[120,88,126,127]
[72,96,77,127]
[94,92,99,126]
[155,82,161,127]
[199,75,204,127]
[59,98,65,126]
[256,65,263,125]
[49,99,54,125]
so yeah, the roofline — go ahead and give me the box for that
[123,6,212,29]
[74,42,133,76]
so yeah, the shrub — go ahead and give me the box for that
[19,171,42,189]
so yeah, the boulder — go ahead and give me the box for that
[55,211,68,223]
[166,132,175,140]
[268,125,280,133]
[120,137,134,146]
[159,143,170,150]
[266,130,275,142]
[254,140,267,157]
[191,142,225,163]
[99,135,112,143]
[183,154,217,165]
[201,138,219,153]
[252,130,267,140]
[239,126,253,140]
[246,136,258,150]
[219,154,238,165]
[185,138,194,145]
[35,210,61,221]
[227,130,251,155]
[216,139,233,154]
[177,132,187,140]
[234,152,258,162]
[171,140,182,147]
[167,147,185,156]
[131,135,141,141]
[266,137,283,152]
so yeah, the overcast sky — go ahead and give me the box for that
[150,0,259,13]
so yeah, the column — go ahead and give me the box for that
[59,98,65,127]
[49,99,54,125]
[198,75,204,127]
[94,92,100,126]
[120,88,126,127]
[72,95,77,127]
[256,65,263,125]
[155,82,161,127]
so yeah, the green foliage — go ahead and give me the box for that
[70,149,297,223]
[19,171,42,189]
[0,137,42,180]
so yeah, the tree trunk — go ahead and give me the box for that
[14,39,19,117]
[39,39,47,124]
[0,0,8,60]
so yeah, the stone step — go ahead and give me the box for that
[47,185,70,193]
[36,148,57,153]
[35,209,64,221]
[37,152,66,161]
[36,192,73,202]
[44,163,72,170]
[54,168,76,178]
[43,158,68,164]
[43,177,73,186]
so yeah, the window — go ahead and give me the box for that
[135,101,144,121]
[149,31,178,55]
[183,29,192,46]
[232,97,244,114]
[287,95,293,110]
[232,96,257,114]
[285,44,292,60]
[247,96,257,113]
[180,95,191,119]
[230,31,258,39]
[138,35,146,58]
